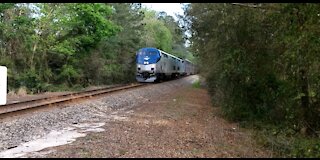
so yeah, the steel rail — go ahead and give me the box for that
[0,83,145,115]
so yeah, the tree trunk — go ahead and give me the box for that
[300,69,309,111]
[299,68,311,135]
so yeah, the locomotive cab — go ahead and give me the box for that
[136,48,161,82]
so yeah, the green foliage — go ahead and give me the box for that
[184,3,320,127]
[0,3,14,13]
[192,80,201,88]
[140,8,193,60]
[94,3,145,85]
[250,122,320,158]
[0,3,188,94]
[0,3,121,92]
[18,70,47,93]
[142,10,172,51]
[290,138,320,158]
[184,3,320,157]
[58,64,81,86]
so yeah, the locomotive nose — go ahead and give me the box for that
[137,64,156,72]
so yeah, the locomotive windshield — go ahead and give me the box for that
[136,48,161,65]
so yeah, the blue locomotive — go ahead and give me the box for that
[136,47,195,82]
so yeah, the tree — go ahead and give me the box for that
[183,3,320,135]
[35,3,120,86]
[94,3,146,84]
[141,9,173,52]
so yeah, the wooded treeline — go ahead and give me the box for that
[183,3,320,157]
[2,3,320,157]
[0,3,192,93]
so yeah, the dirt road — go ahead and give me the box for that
[33,80,271,158]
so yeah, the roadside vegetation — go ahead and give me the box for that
[183,3,320,157]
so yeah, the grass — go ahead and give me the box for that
[17,86,28,96]
[118,149,128,155]
[192,80,201,88]
[242,121,320,158]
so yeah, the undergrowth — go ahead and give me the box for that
[241,121,320,158]
[192,79,201,88]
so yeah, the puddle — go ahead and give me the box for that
[0,122,105,158]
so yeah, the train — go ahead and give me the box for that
[135,47,196,82]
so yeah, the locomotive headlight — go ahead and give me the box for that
[137,65,141,68]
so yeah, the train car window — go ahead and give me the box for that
[178,67,180,70]
[161,52,168,58]
[173,66,176,70]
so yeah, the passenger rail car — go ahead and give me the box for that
[135,47,195,82]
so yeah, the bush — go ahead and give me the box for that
[19,70,42,93]
[250,121,320,158]
[192,80,201,88]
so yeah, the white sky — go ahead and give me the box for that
[141,3,185,21]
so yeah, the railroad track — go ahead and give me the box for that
[0,83,146,116]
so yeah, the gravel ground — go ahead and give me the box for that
[0,75,272,158]
[0,76,197,157]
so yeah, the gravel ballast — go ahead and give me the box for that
[0,76,199,157]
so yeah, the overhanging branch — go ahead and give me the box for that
[231,3,281,13]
